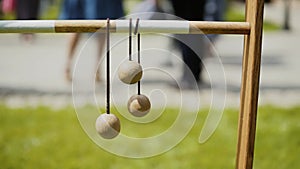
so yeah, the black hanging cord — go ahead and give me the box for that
[129,18,132,61]
[137,33,141,95]
[106,18,110,114]
[135,19,141,95]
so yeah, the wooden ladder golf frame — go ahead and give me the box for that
[0,0,264,168]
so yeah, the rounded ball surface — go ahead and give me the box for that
[95,113,121,139]
[127,94,151,117]
[118,60,143,84]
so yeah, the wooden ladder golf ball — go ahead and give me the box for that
[118,60,143,84]
[95,113,120,139]
[127,94,151,117]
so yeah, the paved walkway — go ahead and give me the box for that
[0,1,299,108]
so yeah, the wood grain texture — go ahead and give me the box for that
[55,20,116,33]
[236,0,264,169]
[189,21,250,34]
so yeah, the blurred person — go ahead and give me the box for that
[16,0,40,42]
[131,0,166,19]
[204,0,225,26]
[0,0,3,19]
[170,0,206,89]
[131,0,176,67]
[60,0,124,82]
[204,0,226,57]
[1,0,16,16]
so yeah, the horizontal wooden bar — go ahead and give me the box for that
[55,20,110,33]
[189,21,250,34]
[0,20,250,35]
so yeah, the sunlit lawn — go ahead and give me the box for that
[0,104,299,169]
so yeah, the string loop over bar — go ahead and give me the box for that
[0,20,250,34]
[134,18,140,35]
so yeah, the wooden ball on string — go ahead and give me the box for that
[118,60,143,84]
[127,94,151,117]
[95,113,121,139]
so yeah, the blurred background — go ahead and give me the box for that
[0,0,299,107]
[0,0,299,169]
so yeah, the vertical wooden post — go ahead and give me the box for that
[236,0,264,169]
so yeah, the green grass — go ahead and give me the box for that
[0,104,299,169]
[226,8,280,31]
